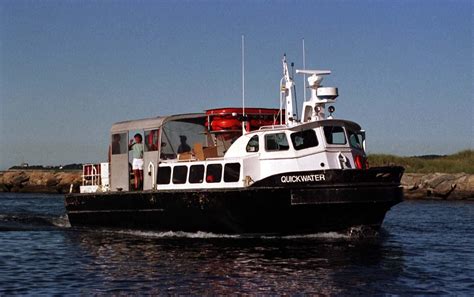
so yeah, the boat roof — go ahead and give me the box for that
[206,107,282,115]
[110,113,206,133]
[110,112,361,134]
[311,119,362,131]
[251,119,362,134]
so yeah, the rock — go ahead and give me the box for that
[1,171,29,187]
[45,177,59,187]
[55,172,82,193]
[401,173,474,200]
[0,170,82,193]
[447,174,474,200]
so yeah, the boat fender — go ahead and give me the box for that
[355,155,368,170]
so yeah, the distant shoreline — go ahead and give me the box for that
[1,168,473,200]
[0,169,82,194]
[369,150,474,174]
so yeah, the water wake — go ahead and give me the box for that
[0,213,70,231]
[103,228,374,241]
[111,230,242,239]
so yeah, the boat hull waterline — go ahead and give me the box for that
[65,167,404,234]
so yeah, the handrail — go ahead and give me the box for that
[148,161,156,190]
[258,124,287,130]
[82,164,101,186]
[91,165,98,185]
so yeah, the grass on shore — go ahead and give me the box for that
[368,150,474,174]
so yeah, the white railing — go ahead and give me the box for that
[82,164,101,186]
[80,163,110,193]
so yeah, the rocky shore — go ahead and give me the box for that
[1,169,473,200]
[0,170,82,194]
[402,173,474,200]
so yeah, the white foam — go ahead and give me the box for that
[262,232,351,240]
[113,230,242,239]
[51,214,71,228]
[104,229,359,240]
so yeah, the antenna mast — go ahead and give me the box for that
[282,54,295,127]
[241,34,246,133]
[302,38,307,101]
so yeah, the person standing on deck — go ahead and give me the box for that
[129,133,144,190]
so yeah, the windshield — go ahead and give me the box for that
[323,126,346,145]
[290,129,319,150]
[160,120,208,159]
[347,129,365,151]
[265,133,289,151]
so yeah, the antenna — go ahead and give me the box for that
[302,38,306,101]
[291,62,298,121]
[282,54,295,126]
[241,34,246,133]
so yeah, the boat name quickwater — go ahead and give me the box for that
[280,174,326,183]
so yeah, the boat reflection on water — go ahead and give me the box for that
[67,229,406,294]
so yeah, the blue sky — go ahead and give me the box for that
[0,0,472,169]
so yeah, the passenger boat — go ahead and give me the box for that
[65,55,404,234]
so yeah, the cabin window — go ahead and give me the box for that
[290,129,319,150]
[157,166,171,184]
[172,166,188,184]
[265,133,289,151]
[323,126,347,145]
[189,165,205,184]
[111,133,127,155]
[160,120,208,159]
[145,129,160,152]
[206,164,222,183]
[347,130,363,150]
[246,135,259,152]
[224,163,241,182]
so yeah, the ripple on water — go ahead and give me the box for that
[0,194,473,295]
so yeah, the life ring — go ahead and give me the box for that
[211,119,241,131]
[249,119,274,129]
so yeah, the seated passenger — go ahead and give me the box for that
[111,134,122,154]
[177,135,191,154]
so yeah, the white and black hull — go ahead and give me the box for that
[65,167,403,234]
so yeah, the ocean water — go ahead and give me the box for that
[0,193,473,295]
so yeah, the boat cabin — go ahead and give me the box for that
[107,108,285,192]
[103,111,366,193]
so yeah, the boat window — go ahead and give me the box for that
[172,166,188,184]
[145,129,160,152]
[189,165,205,184]
[160,120,208,160]
[347,130,363,150]
[246,135,259,152]
[157,166,171,184]
[111,133,127,155]
[265,133,289,151]
[224,163,240,182]
[206,164,222,183]
[323,126,347,145]
[290,129,319,150]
